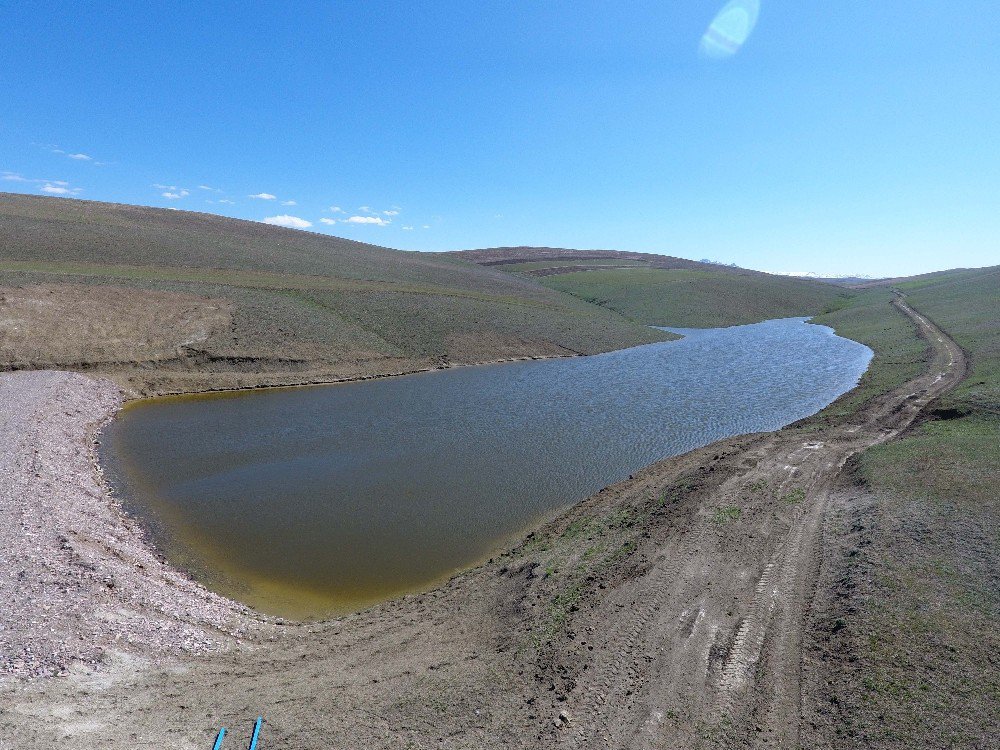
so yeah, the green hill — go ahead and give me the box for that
[453,247,856,328]
[812,265,1000,746]
[0,195,667,395]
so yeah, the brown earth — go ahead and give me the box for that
[0,284,233,370]
[0,298,965,748]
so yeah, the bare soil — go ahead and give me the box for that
[0,299,965,749]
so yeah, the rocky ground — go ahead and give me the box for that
[0,300,966,749]
[0,371,263,680]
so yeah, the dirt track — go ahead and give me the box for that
[0,298,964,749]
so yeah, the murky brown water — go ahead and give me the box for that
[101,318,871,618]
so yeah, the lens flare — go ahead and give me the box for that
[700,0,761,59]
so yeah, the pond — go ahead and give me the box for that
[100,318,871,618]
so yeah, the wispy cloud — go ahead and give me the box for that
[263,215,312,229]
[2,171,29,182]
[198,185,222,192]
[249,192,276,200]
[319,218,338,225]
[43,145,106,165]
[402,225,414,230]
[280,200,297,206]
[217,199,236,205]
[383,209,399,216]
[329,206,344,213]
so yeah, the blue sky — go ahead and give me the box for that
[1,1,997,277]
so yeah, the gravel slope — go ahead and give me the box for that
[0,371,260,679]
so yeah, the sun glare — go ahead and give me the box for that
[700,0,761,59]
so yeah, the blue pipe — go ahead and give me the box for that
[212,727,226,750]
[248,717,263,750]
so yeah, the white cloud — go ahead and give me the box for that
[198,185,222,192]
[162,189,190,199]
[249,192,276,200]
[217,199,236,205]
[328,206,344,213]
[5,172,83,195]
[383,209,399,216]
[346,215,390,226]
[402,225,414,230]
[280,200,297,206]
[422,225,430,229]
[319,218,338,225]
[67,153,92,161]
[263,214,312,229]
[40,183,81,195]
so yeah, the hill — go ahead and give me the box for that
[0,195,668,394]
[453,247,856,327]
[804,264,999,747]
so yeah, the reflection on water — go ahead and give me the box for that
[101,318,871,618]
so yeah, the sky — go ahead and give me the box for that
[1,1,997,277]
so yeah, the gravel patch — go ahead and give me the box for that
[0,371,262,678]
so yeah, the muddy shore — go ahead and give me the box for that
[0,299,966,748]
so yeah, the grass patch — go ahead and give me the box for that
[712,506,742,525]
[781,487,806,504]
[822,266,1000,748]
[811,288,929,421]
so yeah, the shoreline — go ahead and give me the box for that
[114,350,586,405]
[5,315,869,676]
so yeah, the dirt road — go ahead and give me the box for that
[545,295,964,749]
[0,298,964,749]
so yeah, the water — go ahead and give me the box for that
[101,318,871,618]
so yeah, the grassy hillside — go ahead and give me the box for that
[811,288,932,420]
[0,195,668,394]
[811,266,999,748]
[454,247,856,327]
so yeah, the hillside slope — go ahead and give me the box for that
[805,265,999,748]
[454,247,856,327]
[0,195,668,394]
